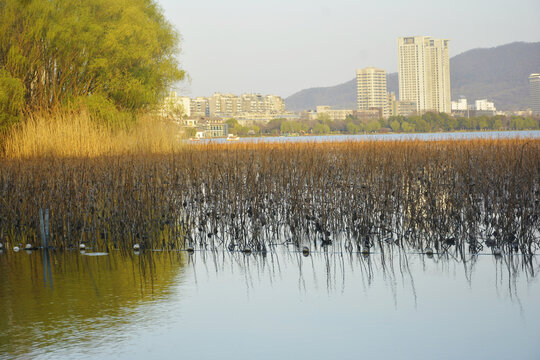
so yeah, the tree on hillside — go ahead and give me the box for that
[0,0,184,118]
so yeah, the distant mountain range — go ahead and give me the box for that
[285,41,540,112]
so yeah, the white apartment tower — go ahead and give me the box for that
[398,36,451,113]
[356,67,389,118]
[530,73,540,114]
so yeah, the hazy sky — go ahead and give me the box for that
[158,0,540,98]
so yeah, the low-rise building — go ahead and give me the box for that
[396,101,417,117]
[196,119,229,138]
[315,106,354,121]
[354,109,382,121]
[451,98,468,111]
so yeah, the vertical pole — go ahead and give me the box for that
[39,208,46,248]
[45,208,50,248]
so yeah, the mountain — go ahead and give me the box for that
[285,42,540,112]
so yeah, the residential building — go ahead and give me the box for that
[356,67,389,118]
[190,97,209,117]
[530,73,540,114]
[197,119,229,138]
[475,99,496,112]
[451,98,468,111]
[354,109,381,122]
[388,92,397,117]
[396,101,417,117]
[264,95,286,113]
[205,93,286,119]
[208,93,241,117]
[398,36,451,113]
[473,99,497,116]
[315,106,354,121]
[160,92,191,120]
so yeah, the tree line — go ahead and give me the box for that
[226,112,540,136]
[0,0,184,133]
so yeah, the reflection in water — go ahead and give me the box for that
[0,251,186,359]
[1,248,539,359]
[189,244,539,300]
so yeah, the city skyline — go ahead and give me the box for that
[157,0,539,98]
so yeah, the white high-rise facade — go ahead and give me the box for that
[398,36,451,113]
[530,73,540,114]
[356,67,389,118]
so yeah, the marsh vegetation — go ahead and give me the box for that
[1,139,538,257]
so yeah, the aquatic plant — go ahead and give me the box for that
[0,139,538,256]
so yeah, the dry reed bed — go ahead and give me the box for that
[0,139,539,255]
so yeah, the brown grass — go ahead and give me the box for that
[3,110,183,158]
[0,139,539,256]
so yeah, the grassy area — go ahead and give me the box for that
[2,110,183,158]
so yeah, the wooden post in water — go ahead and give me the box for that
[39,208,46,248]
[45,208,50,248]
[39,208,50,249]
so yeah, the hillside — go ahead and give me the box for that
[285,42,540,111]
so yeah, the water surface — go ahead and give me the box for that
[200,130,540,143]
[1,249,539,359]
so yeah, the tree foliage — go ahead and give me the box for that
[0,0,184,117]
[0,68,25,133]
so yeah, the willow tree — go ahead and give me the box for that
[0,0,184,114]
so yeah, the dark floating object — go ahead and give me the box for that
[425,248,434,256]
[302,246,310,256]
[444,237,456,246]
[485,239,496,247]
[227,243,235,252]
[511,242,519,253]
[186,246,195,253]
[361,248,370,255]
[242,248,252,254]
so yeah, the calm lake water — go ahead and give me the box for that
[1,249,539,359]
[201,130,540,143]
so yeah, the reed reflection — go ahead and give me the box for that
[188,243,539,304]
[0,251,186,359]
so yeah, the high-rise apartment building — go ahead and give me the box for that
[398,36,451,113]
[356,67,389,118]
[530,73,540,114]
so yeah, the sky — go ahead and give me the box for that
[157,0,540,98]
